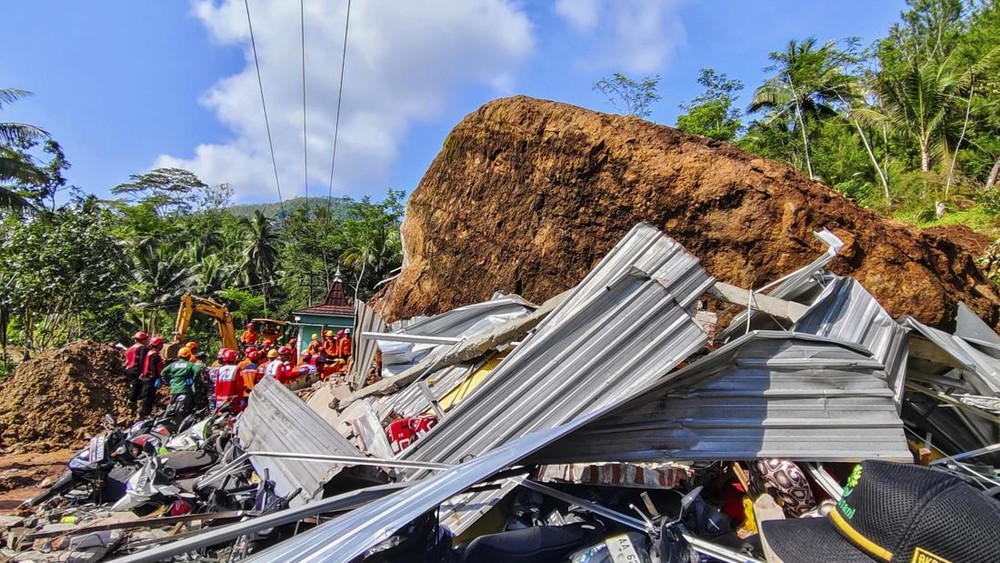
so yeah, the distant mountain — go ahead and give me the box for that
[227,196,354,219]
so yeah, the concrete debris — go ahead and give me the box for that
[10,222,1000,562]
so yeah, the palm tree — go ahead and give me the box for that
[195,254,235,296]
[239,210,279,305]
[1,89,48,212]
[341,214,402,302]
[749,39,857,180]
[131,242,197,305]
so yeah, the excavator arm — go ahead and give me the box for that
[174,293,239,352]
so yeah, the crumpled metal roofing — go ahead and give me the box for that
[379,362,475,418]
[349,300,388,390]
[791,276,910,406]
[955,302,1000,353]
[246,424,578,562]
[531,331,912,464]
[400,222,715,468]
[901,316,1000,396]
[237,376,365,506]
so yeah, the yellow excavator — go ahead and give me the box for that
[164,293,239,360]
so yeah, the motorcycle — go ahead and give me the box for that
[22,415,139,508]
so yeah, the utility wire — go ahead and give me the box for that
[244,0,285,217]
[327,0,352,216]
[300,0,309,212]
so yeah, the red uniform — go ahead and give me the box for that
[214,364,244,412]
[338,336,352,358]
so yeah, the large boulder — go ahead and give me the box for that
[375,95,1000,329]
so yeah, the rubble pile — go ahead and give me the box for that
[374,96,1000,329]
[6,223,1000,562]
[0,341,131,452]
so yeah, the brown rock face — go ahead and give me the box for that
[376,96,1000,330]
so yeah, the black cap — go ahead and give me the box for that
[761,460,1000,562]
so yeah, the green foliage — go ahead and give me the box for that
[216,288,266,325]
[977,188,1000,216]
[676,69,744,141]
[592,73,662,119]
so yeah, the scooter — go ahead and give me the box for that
[21,415,139,508]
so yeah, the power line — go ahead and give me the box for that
[300,0,309,212]
[327,0,352,215]
[243,0,285,217]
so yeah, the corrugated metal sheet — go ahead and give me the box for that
[350,300,388,390]
[237,377,365,506]
[719,230,843,340]
[379,363,476,418]
[792,276,910,406]
[901,316,1000,396]
[532,331,912,464]
[400,222,715,469]
[245,424,580,562]
[955,302,1000,353]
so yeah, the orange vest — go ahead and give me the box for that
[338,336,352,357]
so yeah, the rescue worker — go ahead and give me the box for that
[295,352,317,380]
[287,337,298,366]
[191,350,210,410]
[258,349,277,380]
[338,329,352,360]
[240,349,261,399]
[240,322,259,348]
[159,346,201,427]
[214,349,244,412]
[306,333,323,356]
[125,330,149,387]
[237,346,257,374]
[274,346,296,384]
[263,348,285,380]
[323,330,338,358]
[133,336,164,417]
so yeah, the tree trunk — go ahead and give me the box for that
[987,156,1000,189]
[921,140,931,173]
[946,83,974,201]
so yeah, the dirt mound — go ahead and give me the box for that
[374,95,1000,329]
[0,341,132,452]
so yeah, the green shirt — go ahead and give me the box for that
[161,359,202,395]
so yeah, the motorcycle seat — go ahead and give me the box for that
[460,522,605,563]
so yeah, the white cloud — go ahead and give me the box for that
[553,0,686,74]
[157,0,533,202]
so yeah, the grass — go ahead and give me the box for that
[892,204,1000,236]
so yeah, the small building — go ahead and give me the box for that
[291,273,354,355]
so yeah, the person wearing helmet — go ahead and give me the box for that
[240,322,259,348]
[323,330,338,358]
[237,346,257,374]
[274,346,297,384]
[263,348,284,380]
[287,338,298,366]
[124,331,149,382]
[307,333,323,356]
[131,336,165,417]
[338,329,352,360]
[214,349,244,412]
[159,347,203,427]
[240,349,261,400]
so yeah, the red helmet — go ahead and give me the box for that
[246,346,257,355]
[246,322,255,330]
[289,338,297,344]
[222,349,238,363]
[337,330,345,337]
[302,353,312,362]
[133,331,149,341]
[277,346,292,356]
[149,336,164,348]
[247,350,259,362]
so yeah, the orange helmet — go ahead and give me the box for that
[185,341,199,351]
[178,347,194,360]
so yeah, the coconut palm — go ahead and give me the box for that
[239,210,280,304]
[1,89,48,212]
[749,39,858,180]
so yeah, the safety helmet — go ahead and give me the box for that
[247,350,259,361]
[216,350,225,360]
[246,346,257,355]
[178,347,193,360]
[277,346,291,356]
[247,322,255,330]
[222,349,238,363]
[302,353,312,362]
[185,341,199,351]
[310,333,318,341]
[337,330,345,337]
[289,337,297,344]
[344,329,351,335]
[133,331,149,341]
[267,349,278,359]
[149,336,164,348]
[325,330,335,337]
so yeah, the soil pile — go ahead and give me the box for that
[0,341,132,452]
[375,96,1000,329]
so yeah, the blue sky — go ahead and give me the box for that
[2,0,907,204]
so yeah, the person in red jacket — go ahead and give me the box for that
[132,336,164,417]
[273,346,296,384]
[214,349,244,412]
[124,330,149,381]
[338,329,352,359]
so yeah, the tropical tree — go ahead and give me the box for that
[676,69,745,141]
[340,191,404,302]
[0,88,48,212]
[238,210,280,308]
[749,38,858,180]
[593,73,662,119]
